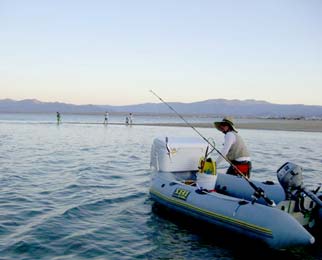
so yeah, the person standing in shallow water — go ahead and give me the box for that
[56,112,61,124]
[129,113,133,125]
[104,112,109,124]
[214,117,251,178]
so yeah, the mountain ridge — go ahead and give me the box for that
[0,98,322,118]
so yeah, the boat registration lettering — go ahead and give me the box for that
[172,188,190,201]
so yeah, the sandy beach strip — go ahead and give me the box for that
[235,119,322,132]
[130,119,322,132]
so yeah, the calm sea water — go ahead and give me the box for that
[0,113,321,259]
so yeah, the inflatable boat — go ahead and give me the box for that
[149,137,322,249]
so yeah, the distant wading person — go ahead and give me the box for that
[104,112,109,124]
[214,117,251,178]
[129,113,133,125]
[56,112,61,124]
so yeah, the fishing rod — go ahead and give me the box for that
[200,145,217,173]
[199,145,209,173]
[150,90,276,206]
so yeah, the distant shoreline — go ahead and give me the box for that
[134,119,322,132]
[1,115,322,132]
[234,119,322,132]
[55,119,322,132]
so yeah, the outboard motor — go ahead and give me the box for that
[277,162,303,199]
[277,162,322,208]
[277,162,322,229]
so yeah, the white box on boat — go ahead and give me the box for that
[150,137,208,172]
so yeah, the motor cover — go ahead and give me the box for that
[277,162,303,193]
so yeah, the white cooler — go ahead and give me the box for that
[150,136,208,172]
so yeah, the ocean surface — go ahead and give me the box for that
[0,113,322,260]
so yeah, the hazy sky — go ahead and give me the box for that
[1,0,321,105]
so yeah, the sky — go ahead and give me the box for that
[1,0,321,106]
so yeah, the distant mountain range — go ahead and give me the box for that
[1,98,322,118]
